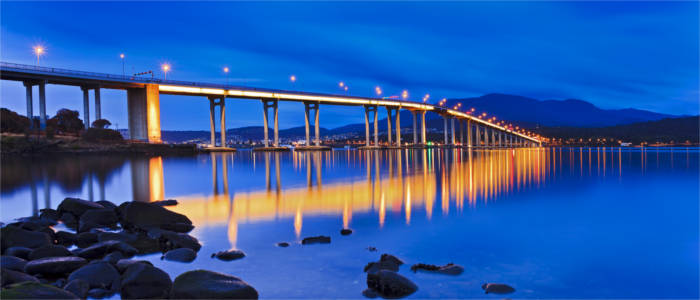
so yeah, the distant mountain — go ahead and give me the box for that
[446,93,678,127]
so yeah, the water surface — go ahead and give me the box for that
[1,148,698,298]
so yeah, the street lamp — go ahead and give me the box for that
[375,86,382,96]
[290,75,296,83]
[423,94,430,103]
[33,46,44,66]
[339,81,344,88]
[401,90,408,100]
[223,67,229,86]
[161,64,170,80]
[119,53,125,76]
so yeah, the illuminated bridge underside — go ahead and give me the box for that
[1,62,541,145]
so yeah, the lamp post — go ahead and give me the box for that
[402,90,408,100]
[162,64,170,81]
[119,53,125,76]
[33,46,44,66]
[375,86,382,97]
[223,67,229,86]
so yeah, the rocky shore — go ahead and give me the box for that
[0,197,516,299]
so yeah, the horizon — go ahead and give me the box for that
[1,1,697,130]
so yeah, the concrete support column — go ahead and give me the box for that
[94,87,101,121]
[459,120,464,145]
[484,127,490,147]
[209,98,216,147]
[24,82,33,129]
[81,86,90,128]
[450,118,456,145]
[498,131,503,148]
[220,97,226,147]
[38,82,46,130]
[443,116,448,145]
[467,119,472,147]
[304,103,311,146]
[394,108,401,147]
[475,124,481,147]
[373,106,379,147]
[386,107,393,145]
[262,101,269,147]
[411,111,418,144]
[273,101,279,147]
[420,111,426,144]
[364,106,370,146]
[491,129,496,147]
[126,84,161,143]
[314,104,320,146]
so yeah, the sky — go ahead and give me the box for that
[1,1,698,130]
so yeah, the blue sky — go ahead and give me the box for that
[1,1,697,130]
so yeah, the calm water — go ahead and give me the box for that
[1,148,698,299]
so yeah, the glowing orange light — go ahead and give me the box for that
[119,53,124,59]
[402,90,408,100]
[290,75,296,82]
[223,67,229,73]
[339,81,344,87]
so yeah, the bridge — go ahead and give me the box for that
[0,61,542,149]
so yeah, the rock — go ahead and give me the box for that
[0,281,78,299]
[410,263,464,275]
[170,270,258,299]
[77,209,119,232]
[95,200,117,210]
[276,242,290,247]
[28,245,72,260]
[39,209,60,222]
[24,257,88,276]
[115,259,153,273]
[362,288,378,298]
[481,283,515,294]
[155,229,201,252]
[4,247,32,259]
[63,279,90,299]
[14,216,57,228]
[118,201,193,232]
[367,246,378,252]
[1,268,38,287]
[57,197,105,217]
[1,256,27,272]
[0,226,52,252]
[366,270,417,299]
[87,288,110,298]
[76,240,137,259]
[51,278,67,289]
[211,250,245,261]
[163,248,197,263]
[120,263,172,299]
[340,228,353,235]
[102,252,124,265]
[153,199,178,206]
[301,235,331,245]
[126,233,161,254]
[58,213,78,228]
[55,231,78,247]
[75,232,98,248]
[97,231,138,243]
[67,261,120,293]
[364,254,405,273]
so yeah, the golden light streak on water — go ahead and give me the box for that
[149,157,165,202]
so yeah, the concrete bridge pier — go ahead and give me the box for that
[261,100,279,147]
[420,111,426,145]
[127,84,161,143]
[411,111,418,145]
[23,82,33,129]
[303,102,321,146]
[498,131,503,148]
[386,107,394,146]
[485,127,491,147]
[475,124,481,148]
[443,116,448,145]
[208,96,226,147]
[362,105,379,148]
[394,107,401,147]
[94,86,101,121]
[459,120,464,146]
[450,118,456,145]
[38,82,46,129]
[466,119,472,148]
[81,86,91,128]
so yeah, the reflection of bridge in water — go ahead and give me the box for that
[156,149,553,248]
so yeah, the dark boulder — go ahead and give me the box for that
[481,283,515,294]
[77,209,119,232]
[39,209,60,222]
[97,231,138,243]
[95,200,118,210]
[118,202,192,232]
[364,254,405,273]
[120,263,172,299]
[4,247,32,259]
[1,226,52,252]
[170,270,258,299]
[0,281,78,299]
[153,199,178,206]
[1,268,38,287]
[57,197,104,217]
[153,229,201,252]
[55,231,78,247]
[276,242,290,247]
[340,228,353,235]
[76,240,137,259]
[28,245,72,260]
[1,256,27,272]
[102,252,124,265]
[75,232,98,248]
[301,235,331,245]
[67,261,120,293]
[410,263,464,275]
[14,216,57,228]
[87,288,110,298]
[63,279,89,299]
[59,213,78,229]
[115,259,153,274]
[211,249,244,261]
[24,257,88,276]
[163,248,197,263]
[126,233,161,254]
[366,270,417,299]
